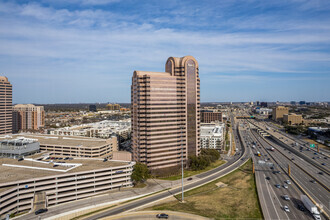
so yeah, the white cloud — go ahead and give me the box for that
[0,1,329,103]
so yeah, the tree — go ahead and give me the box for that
[131,162,150,184]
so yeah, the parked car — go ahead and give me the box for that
[18,158,24,161]
[156,213,169,219]
[103,158,108,162]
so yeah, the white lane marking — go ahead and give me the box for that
[256,169,271,219]
[267,173,290,220]
[263,173,284,219]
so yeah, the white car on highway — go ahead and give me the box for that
[283,205,290,212]
[285,180,291,184]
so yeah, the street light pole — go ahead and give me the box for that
[181,126,184,203]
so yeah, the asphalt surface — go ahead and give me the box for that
[254,120,329,170]
[247,122,330,218]
[86,132,249,220]
[240,125,313,220]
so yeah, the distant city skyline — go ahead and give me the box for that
[1,0,330,103]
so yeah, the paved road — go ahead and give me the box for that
[242,126,313,220]
[247,123,330,218]
[86,138,249,220]
[103,211,210,220]
[254,120,329,169]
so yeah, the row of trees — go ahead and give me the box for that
[131,149,221,184]
[188,149,220,171]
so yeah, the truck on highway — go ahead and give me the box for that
[301,195,321,220]
[256,151,261,157]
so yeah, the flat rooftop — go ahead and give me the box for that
[0,153,128,186]
[0,134,113,148]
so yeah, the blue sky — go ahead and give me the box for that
[1,0,330,103]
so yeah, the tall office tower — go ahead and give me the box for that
[0,76,12,134]
[131,56,200,172]
[12,104,45,133]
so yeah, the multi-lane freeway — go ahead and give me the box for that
[238,121,313,220]
[246,120,330,219]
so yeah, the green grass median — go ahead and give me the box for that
[148,159,263,219]
[159,160,226,181]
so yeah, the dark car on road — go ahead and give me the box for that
[266,177,270,180]
[156,213,169,219]
[35,208,48,215]
[298,204,305,211]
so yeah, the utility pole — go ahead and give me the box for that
[181,126,184,203]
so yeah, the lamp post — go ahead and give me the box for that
[181,126,184,203]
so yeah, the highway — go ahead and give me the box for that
[264,120,330,155]
[247,122,330,218]
[253,120,329,170]
[85,127,249,220]
[239,122,313,220]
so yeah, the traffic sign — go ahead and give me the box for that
[310,144,315,148]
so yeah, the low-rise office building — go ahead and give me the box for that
[0,134,118,159]
[0,137,40,158]
[283,113,303,125]
[255,108,272,115]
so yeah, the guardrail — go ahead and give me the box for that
[249,120,330,176]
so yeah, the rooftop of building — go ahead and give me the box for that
[134,71,171,77]
[201,124,224,136]
[0,76,9,82]
[0,137,38,146]
[0,134,113,148]
[0,153,129,185]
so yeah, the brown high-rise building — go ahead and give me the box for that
[131,56,200,171]
[0,76,12,134]
[201,110,222,123]
[272,106,289,121]
[12,104,45,133]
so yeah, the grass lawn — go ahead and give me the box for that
[149,159,263,220]
[133,182,147,188]
[159,160,226,181]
